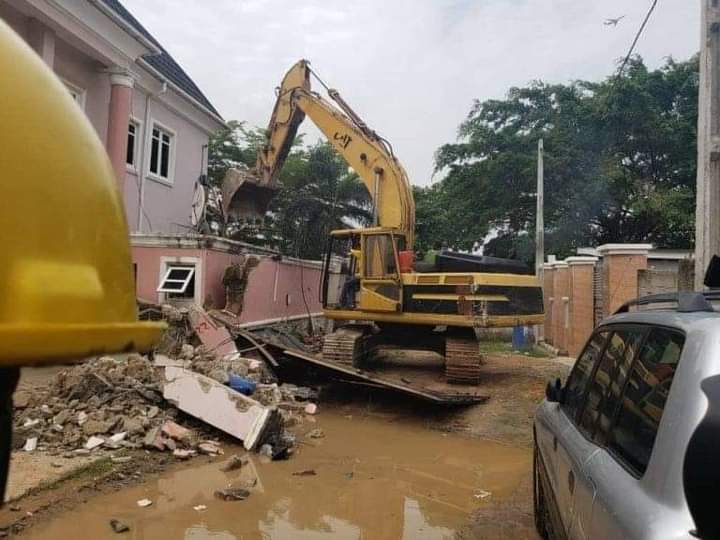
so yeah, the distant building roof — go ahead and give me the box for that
[101,0,222,120]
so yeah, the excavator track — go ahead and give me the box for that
[445,336,483,385]
[321,327,367,367]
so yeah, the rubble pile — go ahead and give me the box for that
[12,354,207,458]
[12,342,319,462]
[187,348,267,387]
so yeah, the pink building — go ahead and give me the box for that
[1,0,224,234]
[3,0,328,326]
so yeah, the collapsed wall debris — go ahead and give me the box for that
[163,367,276,451]
[12,299,486,470]
[12,324,318,461]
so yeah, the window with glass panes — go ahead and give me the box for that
[126,122,138,166]
[149,124,173,179]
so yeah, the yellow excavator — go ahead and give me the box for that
[239,60,544,384]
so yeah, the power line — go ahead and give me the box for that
[612,0,659,86]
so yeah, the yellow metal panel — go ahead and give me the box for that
[443,275,474,285]
[402,272,540,288]
[324,308,544,328]
[358,288,399,312]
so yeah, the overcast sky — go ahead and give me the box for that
[123,0,699,186]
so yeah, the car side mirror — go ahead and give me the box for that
[545,378,563,403]
[684,374,720,540]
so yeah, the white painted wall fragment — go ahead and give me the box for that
[163,367,270,450]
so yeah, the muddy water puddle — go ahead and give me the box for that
[24,410,530,539]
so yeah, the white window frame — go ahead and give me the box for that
[157,266,195,294]
[61,78,86,110]
[146,119,176,186]
[158,257,201,303]
[126,117,142,172]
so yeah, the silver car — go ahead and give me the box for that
[534,292,720,540]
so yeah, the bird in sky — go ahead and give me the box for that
[604,15,626,26]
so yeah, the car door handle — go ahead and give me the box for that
[568,469,575,494]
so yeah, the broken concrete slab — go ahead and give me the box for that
[82,419,113,436]
[84,436,104,450]
[160,421,192,443]
[14,391,32,409]
[163,367,273,451]
[197,441,222,455]
[304,403,317,415]
[214,487,251,501]
[173,449,194,460]
[53,410,71,426]
[152,354,186,368]
[23,438,37,452]
[187,306,238,357]
[220,455,247,472]
[109,519,130,533]
[105,432,127,448]
[143,427,165,451]
[121,417,144,436]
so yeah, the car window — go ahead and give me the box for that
[578,328,645,442]
[562,331,608,421]
[608,328,685,475]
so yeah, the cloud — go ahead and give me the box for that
[123,0,698,186]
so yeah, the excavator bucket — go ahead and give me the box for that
[221,167,279,222]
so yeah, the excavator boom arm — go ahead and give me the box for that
[257,60,415,248]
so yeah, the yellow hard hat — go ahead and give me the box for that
[0,20,165,365]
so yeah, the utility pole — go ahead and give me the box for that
[695,0,720,289]
[536,138,544,342]
[536,138,544,277]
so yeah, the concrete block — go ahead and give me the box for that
[188,306,238,356]
[163,367,271,450]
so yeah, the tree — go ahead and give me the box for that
[429,55,699,264]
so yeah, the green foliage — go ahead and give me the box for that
[206,122,370,258]
[427,55,699,264]
[268,141,371,259]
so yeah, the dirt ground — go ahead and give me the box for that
[318,350,571,539]
[3,351,571,539]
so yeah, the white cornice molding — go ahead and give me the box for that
[597,243,653,256]
[566,256,598,266]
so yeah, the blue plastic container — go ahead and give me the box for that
[228,373,257,396]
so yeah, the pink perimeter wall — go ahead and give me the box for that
[132,245,323,324]
[237,258,322,324]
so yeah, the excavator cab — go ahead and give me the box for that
[358,229,404,313]
[321,228,407,314]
